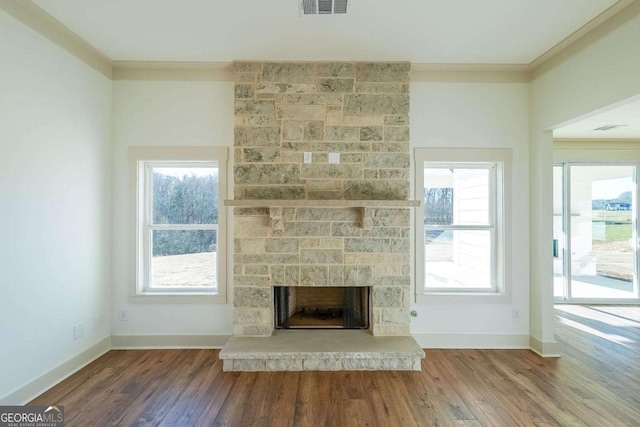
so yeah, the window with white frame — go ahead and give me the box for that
[415,149,510,296]
[130,147,227,297]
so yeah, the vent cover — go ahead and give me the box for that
[594,125,628,131]
[301,0,348,15]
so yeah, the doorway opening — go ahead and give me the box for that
[553,163,639,302]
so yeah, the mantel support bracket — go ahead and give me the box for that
[360,207,374,230]
[269,206,284,236]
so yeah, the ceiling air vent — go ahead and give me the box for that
[301,0,348,15]
[593,125,628,131]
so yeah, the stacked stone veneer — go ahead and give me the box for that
[232,61,412,337]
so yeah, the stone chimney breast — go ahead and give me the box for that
[231,62,413,338]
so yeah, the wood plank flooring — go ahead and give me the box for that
[30,306,640,426]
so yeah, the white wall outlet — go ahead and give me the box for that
[118,309,128,322]
[303,151,312,164]
[74,323,85,340]
[328,152,340,164]
[512,309,520,321]
[94,315,104,330]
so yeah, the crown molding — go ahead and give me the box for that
[411,63,530,83]
[112,61,233,81]
[0,0,112,78]
[530,0,640,80]
[2,0,639,84]
[554,138,640,145]
[111,61,531,83]
[412,63,530,72]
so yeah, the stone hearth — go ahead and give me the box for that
[220,61,424,371]
[221,330,423,371]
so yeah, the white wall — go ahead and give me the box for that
[111,80,234,336]
[0,11,112,401]
[411,82,530,343]
[111,79,530,346]
[529,14,640,352]
[532,16,640,132]
[111,78,530,346]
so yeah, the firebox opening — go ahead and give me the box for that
[274,286,370,329]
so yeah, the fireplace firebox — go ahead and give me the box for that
[274,286,370,329]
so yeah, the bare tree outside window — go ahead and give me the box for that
[143,164,219,290]
[424,187,453,225]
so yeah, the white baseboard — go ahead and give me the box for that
[111,334,231,349]
[413,333,530,349]
[529,336,561,357]
[0,337,111,405]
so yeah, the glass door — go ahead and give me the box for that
[554,164,639,302]
[553,166,566,299]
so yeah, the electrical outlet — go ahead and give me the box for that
[94,315,104,330]
[74,323,85,340]
[118,309,128,322]
[512,309,520,321]
[303,151,312,164]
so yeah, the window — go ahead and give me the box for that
[130,147,227,300]
[415,148,511,299]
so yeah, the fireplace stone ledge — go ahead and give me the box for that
[219,330,425,371]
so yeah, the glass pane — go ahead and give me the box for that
[151,229,217,288]
[424,168,490,226]
[569,165,635,299]
[152,166,218,224]
[553,166,565,298]
[425,229,492,289]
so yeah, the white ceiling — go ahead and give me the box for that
[31,0,617,64]
[554,98,640,139]
[25,0,640,138]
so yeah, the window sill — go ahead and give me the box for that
[130,293,227,304]
[416,292,510,304]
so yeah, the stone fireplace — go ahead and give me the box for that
[220,61,424,371]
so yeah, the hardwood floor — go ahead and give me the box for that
[30,306,640,426]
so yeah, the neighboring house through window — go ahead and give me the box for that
[415,148,511,300]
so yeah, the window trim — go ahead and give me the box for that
[414,148,512,303]
[129,146,228,303]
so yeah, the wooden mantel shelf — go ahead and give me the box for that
[224,199,421,208]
